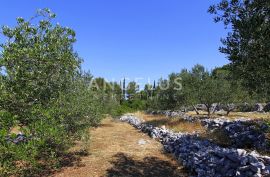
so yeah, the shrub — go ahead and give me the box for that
[111,104,134,118]
[0,111,16,131]
[0,108,70,176]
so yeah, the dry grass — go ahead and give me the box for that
[134,112,231,145]
[10,126,22,134]
[52,118,187,177]
[134,112,205,134]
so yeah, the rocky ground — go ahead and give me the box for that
[52,118,187,177]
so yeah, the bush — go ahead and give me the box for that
[0,111,16,131]
[0,108,70,176]
[129,99,146,110]
[111,104,134,118]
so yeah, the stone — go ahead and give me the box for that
[250,162,265,170]
[202,118,269,150]
[240,157,249,165]
[138,139,147,145]
[6,133,28,144]
[196,104,207,111]
[262,166,270,175]
[237,149,247,156]
[226,153,241,163]
[250,164,261,173]
[263,103,270,112]
[250,151,260,158]
[262,156,270,163]
[238,166,250,171]
[248,155,259,163]
[254,103,264,112]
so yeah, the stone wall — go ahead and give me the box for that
[120,115,270,177]
[201,118,269,150]
[147,110,201,122]
[147,110,270,151]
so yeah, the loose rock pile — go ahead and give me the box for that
[201,118,269,150]
[120,115,270,177]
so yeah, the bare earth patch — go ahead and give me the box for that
[52,118,187,177]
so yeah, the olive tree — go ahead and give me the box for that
[181,65,209,114]
[0,9,81,124]
[209,0,270,101]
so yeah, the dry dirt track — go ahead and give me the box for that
[52,118,188,177]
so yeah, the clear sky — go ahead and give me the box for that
[0,0,229,88]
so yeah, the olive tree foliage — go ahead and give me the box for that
[180,65,209,114]
[0,9,113,175]
[179,65,222,116]
[198,76,226,117]
[182,65,249,116]
[53,73,104,136]
[209,0,270,100]
[212,66,250,115]
[147,64,250,117]
[0,9,81,124]
[146,73,183,111]
[158,73,183,110]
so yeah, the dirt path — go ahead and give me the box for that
[53,118,187,177]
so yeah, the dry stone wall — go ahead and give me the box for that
[148,110,269,150]
[120,115,270,177]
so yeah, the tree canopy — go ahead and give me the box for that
[209,0,270,100]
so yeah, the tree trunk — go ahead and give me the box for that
[226,109,231,116]
[206,104,211,118]
[192,105,199,115]
[212,103,218,114]
[226,104,235,116]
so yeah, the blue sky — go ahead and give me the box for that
[0,0,228,87]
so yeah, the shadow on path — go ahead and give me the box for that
[106,153,187,177]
